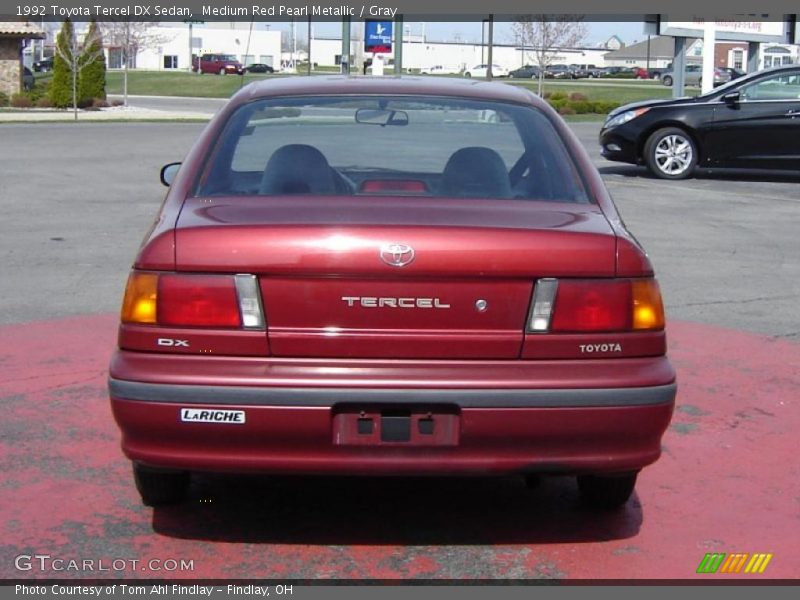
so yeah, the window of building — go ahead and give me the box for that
[163,55,178,69]
[732,50,743,70]
[259,55,273,66]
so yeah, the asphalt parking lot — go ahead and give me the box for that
[1,120,798,580]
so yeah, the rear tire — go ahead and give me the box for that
[578,472,638,509]
[133,463,190,507]
[464,72,471,78]
[644,127,698,180]
[662,75,673,86]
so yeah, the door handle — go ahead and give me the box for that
[786,109,800,117]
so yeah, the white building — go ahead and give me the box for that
[105,22,282,71]
[309,36,609,72]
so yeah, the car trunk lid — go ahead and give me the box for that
[175,196,616,358]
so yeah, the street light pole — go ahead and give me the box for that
[481,19,487,64]
[487,14,494,80]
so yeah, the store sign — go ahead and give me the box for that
[365,20,393,53]
[659,16,791,43]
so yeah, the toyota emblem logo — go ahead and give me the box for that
[380,243,415,267]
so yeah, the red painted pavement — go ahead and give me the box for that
[1,314,798,580]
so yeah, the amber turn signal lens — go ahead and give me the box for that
[632,279,665,330]
[121,272,158,324]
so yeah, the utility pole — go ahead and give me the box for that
[307,16,312,75]
[394,14,403,75]
[341,17,350,74]
[486,15,494,80]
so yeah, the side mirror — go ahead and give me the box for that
[721,91,740,106]
[160,162,181,187]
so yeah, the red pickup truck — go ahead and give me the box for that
[192,53,244,75]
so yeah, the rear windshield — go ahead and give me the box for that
[197,95,590,203]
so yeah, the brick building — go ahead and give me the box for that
[0,22,45,98]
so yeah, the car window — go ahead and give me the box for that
[197,95,590,203]
[741,73,800,101]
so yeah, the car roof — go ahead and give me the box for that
[236,75,542,108]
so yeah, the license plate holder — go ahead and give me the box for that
[333,405,460,447]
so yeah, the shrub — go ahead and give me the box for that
[92,98,109,108]
[568,100,591,114]
[568,92,588,101]
[598,101,621,114]
[111,99,124,106]
[10,94,33,108]
[549,91,567,101]
[0,92,8,107]
[49,20,74,108]
[548,99,566,111]
[558,105,576,115]
[35,97,53,108]
[78,21,106,104]
[542,91,552,99]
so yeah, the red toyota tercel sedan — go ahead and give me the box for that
[109,77,675,509]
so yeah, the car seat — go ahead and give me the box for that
[440,147,512,198]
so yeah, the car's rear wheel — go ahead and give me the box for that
[464,72,471,78]
[662,75,673,86]
[644,127,698,180]
[578,472,638,509]
[133,463,190,506]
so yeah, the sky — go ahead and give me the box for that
[261,20,647,47]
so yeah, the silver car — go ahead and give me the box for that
[661,65,732,87]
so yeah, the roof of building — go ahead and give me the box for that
[604,36,698,60]
[0,21,46,38]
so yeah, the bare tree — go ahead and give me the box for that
[512,15,588,95]
[54,21,105,121]
[101,21,172,106]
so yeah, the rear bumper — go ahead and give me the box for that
[109,351,676,476]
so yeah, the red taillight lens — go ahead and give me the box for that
[157,274,241,328]
[550,280,633,332]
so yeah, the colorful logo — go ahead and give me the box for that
[697,553,773,574]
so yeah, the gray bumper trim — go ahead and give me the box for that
[109,378,676,409]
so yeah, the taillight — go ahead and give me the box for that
[527,278,664,333]
[121,272,157,324]
[158,274,240,327]
[360,180,428,194]
[121,271,265,329]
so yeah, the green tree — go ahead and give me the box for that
[49,20,74,109]
[78,20,106,105]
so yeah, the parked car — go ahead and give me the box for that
[463,64,509,78]
[245,63,275,74]
[600,66,628,77]
[110,76,675,510]
[660,65,732,87]
[192,53,244,75]
[720,67,746,80]
[600,65,800,179]
[545,64,576,79]
[571,64,603,78]
[629,67,651,80]
[22,67,34,91]
[419,65,461,75]
[33,57,53,72]
[508,64,541,79]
